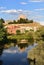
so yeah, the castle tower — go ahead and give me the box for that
[18,14,26,19]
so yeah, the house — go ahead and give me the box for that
[6,24,20,34]
[17,22,41,33]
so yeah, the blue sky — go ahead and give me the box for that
[0,0,44,25]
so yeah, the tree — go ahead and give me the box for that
[17,18,28,24]
[17,18,33,24]
[27,32,34,45]
[29,20,33,23]
[0,29,5,41]
[0,18,7,41]
[16,30,21,35]
[13,20,17,24]
[35,26,44,42]
[8,20,17,24]
[0,18,6,55]
[0,18,5,23]
[0,18,5,28]
[8,22,14,24]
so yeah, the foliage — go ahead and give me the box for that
[8,22,14,24]
[0,28,5,41]
[0,18,5,23]
[27,40,44,65]
[35,26,44,42]
[0,18,4,28]
[17,18,33,24]
[0,18,7,42]
[27,32,34,44]
[13,20,17,24]
[29,20,33,23]
[8,18,33,24]
[16,30,21,35]
[8,20,17,24]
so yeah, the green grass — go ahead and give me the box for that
[7,34,30,40]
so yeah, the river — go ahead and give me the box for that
[0,43,37,65]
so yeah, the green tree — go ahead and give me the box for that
[0,18,5,23]
[13,20,17,24]
[16,30,21,35]
[27,32,34,45]
[35,26,44,42]
[8,20,17,24]
[17,18,33,24]
[8,22,14,24]
[29,20,33,23]
[17,18,29,24]
[0,18,6,55]
[0,18,5,28]
[0,18,7,42]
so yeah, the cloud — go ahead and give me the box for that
[39,21,44,25]
[0,9,33,20]
[0,6,6,10]
[20,2,27,5]
[18,9,23,12]
[29,0,44,2]
[35,8,44,11]
[1,10,17,13]
[0,9,32,15]
[33,16,44,23]
[0,9,44,25]
[0,9,23,14]
[32,15,44,19]
[4,49,17,53]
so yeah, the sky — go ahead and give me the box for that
[0,0,44,25]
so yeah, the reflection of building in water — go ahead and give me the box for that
[20,39,28,43]
[18,42,28,52]
[19,47,26,52]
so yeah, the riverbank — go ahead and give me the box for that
[27,41,44,65]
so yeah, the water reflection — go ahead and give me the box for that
[0,60,3,65]
[0,44,4,56]
[0,44,4,65]
[18,43,28,52]
[0,43,37,65]
[1,47,29,65]
[18,43,28,48]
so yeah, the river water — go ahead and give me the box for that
[0,43,37,65]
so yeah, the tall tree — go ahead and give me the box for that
[0,18,6,55]
[0,18,7,43]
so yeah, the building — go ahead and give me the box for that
[5,22,41,34]
[18,14,26,19]
[6,24,20,34]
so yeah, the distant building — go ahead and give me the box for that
[18,22,41,32]
[5,22,41,34]
[6,24,20,34]
[18,14,26,19]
